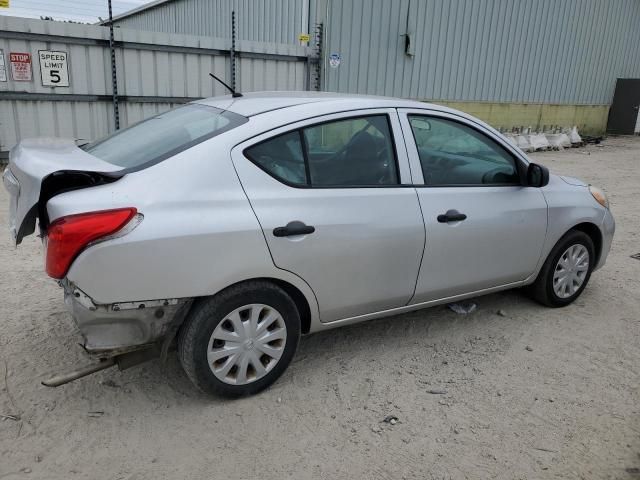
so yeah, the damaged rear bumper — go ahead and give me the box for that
[62,281,191,356]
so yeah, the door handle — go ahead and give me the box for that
[437,209,467,223]
[273,221,315,237]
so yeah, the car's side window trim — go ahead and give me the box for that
[242,113,403,189]
[298,130,313,187]
[406,113,525,188]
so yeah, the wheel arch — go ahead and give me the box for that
[570,222,603,266]
[195,277,315,334]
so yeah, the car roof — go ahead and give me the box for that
[194,91,452,117]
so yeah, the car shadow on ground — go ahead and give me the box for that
[120,288,539,404]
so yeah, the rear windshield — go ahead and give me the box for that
[82,104,247,169]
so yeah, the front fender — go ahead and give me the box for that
[525,175,607,283]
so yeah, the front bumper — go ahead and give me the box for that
[595,208,615,271]
[62,282,190,356]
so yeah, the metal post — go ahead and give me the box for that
[107,0,120,130]
[312,23,323,91]
[230,10,237,92]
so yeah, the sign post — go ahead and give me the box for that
[0,50,7,82]
[38,50,69,87]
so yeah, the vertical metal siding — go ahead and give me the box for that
[115,0,306,45]
[0,16,309,151]
[320,0,640,104]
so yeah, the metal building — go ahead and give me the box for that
[0,15,310,155]
[110,0,640,133]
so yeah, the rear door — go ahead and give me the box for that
[232,109,425,323]
[398,109,548,303]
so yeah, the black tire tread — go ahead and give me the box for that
[178,280,300,397]
[529,229,595,307]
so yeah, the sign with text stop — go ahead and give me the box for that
[9,52,31,81]
[39,50,69,87]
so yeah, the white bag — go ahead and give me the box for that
[515,135,534,152]
[503,134,519,147]
[546,133,571,150]
[568,126,582,144]
[528,133,550,151]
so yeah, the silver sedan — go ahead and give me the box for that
[3,92,615,397]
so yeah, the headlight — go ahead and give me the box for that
[589,185,609,209]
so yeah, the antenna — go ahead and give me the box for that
[209,73,243,98]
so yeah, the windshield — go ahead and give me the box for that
[83,104,247,169]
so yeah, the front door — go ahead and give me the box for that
[607,78,640,135]
[232,110,425,322]
[398,109,548,303]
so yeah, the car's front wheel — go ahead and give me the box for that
[529,229,595,307]
[178,281,300,397]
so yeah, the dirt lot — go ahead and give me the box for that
[1,136,639,479]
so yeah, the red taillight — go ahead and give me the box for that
[45,208,137,279]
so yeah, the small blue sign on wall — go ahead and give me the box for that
[329,53,341,68]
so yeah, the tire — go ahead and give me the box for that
[178,280,301,397]
[528,230,595,307]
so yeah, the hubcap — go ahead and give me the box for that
[553,244,590,299]
[207,304,287,385]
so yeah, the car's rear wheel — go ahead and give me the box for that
[178,281,300,397]
[529,230,595,307]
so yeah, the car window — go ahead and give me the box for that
[244,131,307,185]
[408,115,520,186]
[83,104,247,169]
[303,115,398,186]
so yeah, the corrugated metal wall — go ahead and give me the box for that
[113,0,640,105]
[0,16,309,152]
[114,0,306,45]
[321,0,640,104]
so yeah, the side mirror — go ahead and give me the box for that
[527,163,549,187]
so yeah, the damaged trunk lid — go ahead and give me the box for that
[2,138,123,245]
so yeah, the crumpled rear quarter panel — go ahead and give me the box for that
[49,139,279,305]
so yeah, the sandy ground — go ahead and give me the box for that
[0,137,639,480]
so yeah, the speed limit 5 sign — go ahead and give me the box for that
[38,50,69,87]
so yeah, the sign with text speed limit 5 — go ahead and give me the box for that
[38,50,69,87]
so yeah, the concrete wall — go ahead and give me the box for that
[432,102,610,135]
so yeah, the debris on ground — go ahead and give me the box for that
[100,379,120,388]
[525,346,533,352]
[447,302,477,314]
[496,309,507,317]
[1,413,21,421]
[87,411,104,418]
[382,415,398,425]
[427,389,447,395]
